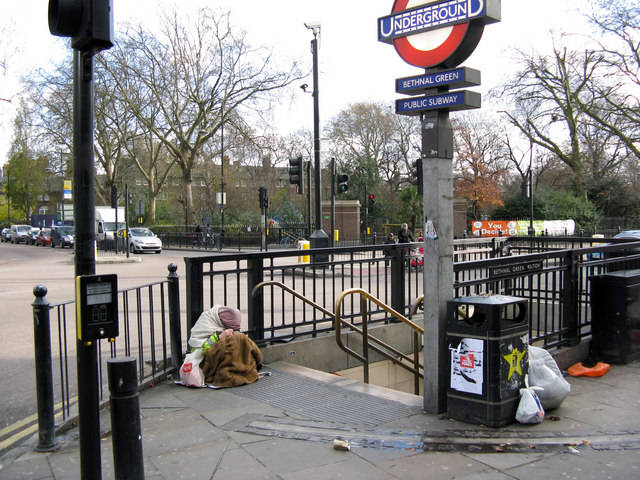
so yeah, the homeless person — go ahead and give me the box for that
[189,305,263,387]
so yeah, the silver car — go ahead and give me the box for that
[120,227,162,254]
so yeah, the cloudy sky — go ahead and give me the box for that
[0,0,594,163]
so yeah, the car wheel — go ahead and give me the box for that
[155,250,161,254]
[129,243,135,254]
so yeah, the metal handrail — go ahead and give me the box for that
[251,281,425,395]
[335,288,424,395]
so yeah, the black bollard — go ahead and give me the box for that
[108,357,144,480]
[32,285,60,452]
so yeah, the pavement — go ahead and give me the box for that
[1,359,639,480]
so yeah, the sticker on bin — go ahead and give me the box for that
[450,338,484,395]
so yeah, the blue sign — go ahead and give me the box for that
[395,90,481,115]
[396,67,480,95]
[378,0,501,44]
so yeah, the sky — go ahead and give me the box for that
[0,0,595,165]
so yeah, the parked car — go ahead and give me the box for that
[50,226,75,248]
[35,229,52,247]
[10,224,32,244]
[0,228,10,242]
[118,227,162,254]
[27,227,40,245]
[613,230,640,241]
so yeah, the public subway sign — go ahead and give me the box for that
[378,0,501,44]
[396,67,480,95]
[396,90,481,115]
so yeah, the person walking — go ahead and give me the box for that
[397,223,414,243]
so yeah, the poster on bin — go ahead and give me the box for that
[450,338,484,395]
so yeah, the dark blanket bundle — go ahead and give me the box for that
[201,332,263,387]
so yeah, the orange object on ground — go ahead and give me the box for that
[568,361,611,377]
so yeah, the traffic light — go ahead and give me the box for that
[413,158,423,195]
[288,156,304,195]
[48,0,114,53]
[337,173,349,194]
[367,193,375,207]
[258,187,269,210]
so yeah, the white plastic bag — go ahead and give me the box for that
[516,383,545,424]
[528,346,571,410]
[179,351,205,387]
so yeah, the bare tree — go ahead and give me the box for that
[496,44,605,198]
[105,9,302,225]
[453,113,510,219]
[581,0,640,158]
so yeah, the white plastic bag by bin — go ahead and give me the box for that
[528,345,571,410]
[516,377,545,424]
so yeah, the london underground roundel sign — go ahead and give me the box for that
[379,0,501,69]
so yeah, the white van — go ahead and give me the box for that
[95,206,126,241]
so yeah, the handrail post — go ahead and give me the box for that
[185,258,203,338]
[167,264,182,369]
[248,257,265,341]
[32,285,60,452]
[390,246,406,316]
[361,296,369,384]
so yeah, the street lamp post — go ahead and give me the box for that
[306,23,329,262]
[220,105,225,247]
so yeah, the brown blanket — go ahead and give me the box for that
[201,332,263,387]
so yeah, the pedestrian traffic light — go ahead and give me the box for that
[288,156,304,195]
[258,187,269,210]
[48,0,114,53]
[368,193,375,207]
[337,174,349,194]
[413,158,423,195]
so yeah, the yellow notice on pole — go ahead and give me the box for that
[334,229,339,242]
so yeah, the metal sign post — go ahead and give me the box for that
[378,0,500,413]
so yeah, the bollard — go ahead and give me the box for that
[32,285,60,452]
[167,263,182,370]
[108,357,144,480]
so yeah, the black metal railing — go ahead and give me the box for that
[32,264,182,432]
[184,243,431,345]
[453,239,640,348]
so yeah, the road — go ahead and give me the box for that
[0,242,202,451]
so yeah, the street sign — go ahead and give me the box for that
[63,179,72,199]
[378,0,501,43]
[378,0,500,68]
[396,67,480,95]
[395,90,481,115]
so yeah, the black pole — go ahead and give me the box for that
[32,285,59,452]
[306,161,311,238]
[220,105,225,248]
[108,357,144,480]
[330,158,335,248]
[308,30,329,260]
[125,184,129,258]
[73,50,101,480]
[167,263,182,369]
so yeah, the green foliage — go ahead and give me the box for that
[6,151,49,222]
[493,188,601,232]
[272,197,303,224]
[397,186,423,233]
[540,190,601,232]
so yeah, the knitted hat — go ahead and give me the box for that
[218,307,241,330]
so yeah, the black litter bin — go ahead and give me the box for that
[447,295,529,427]
[590,269,640,364]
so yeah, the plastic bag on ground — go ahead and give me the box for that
[516,377,545,424]
[527,345,571,410]
[179,350,205,387]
